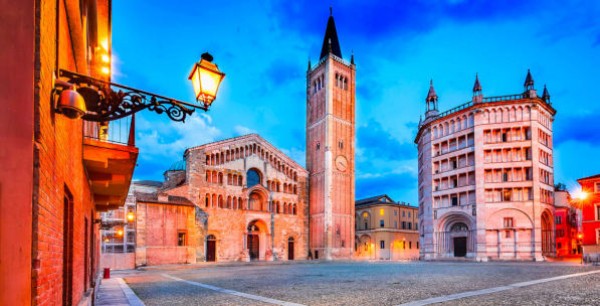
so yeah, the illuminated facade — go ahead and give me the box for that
[415,72,556,261]
[307,11,356,260]
[577,174,600,259]
[553,187,579,257]
[133,134,309,264]
[355,195,419,260]
[1,1,138,304]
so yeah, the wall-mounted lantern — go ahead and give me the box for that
[52,52,225,123]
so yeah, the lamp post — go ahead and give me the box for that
[53,52,225,122]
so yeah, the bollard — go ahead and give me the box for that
[103,267,110,279]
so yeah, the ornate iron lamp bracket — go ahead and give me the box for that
[56,69,205,122]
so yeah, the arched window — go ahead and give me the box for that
[292,204,297,215]
[247,169,261,187]
[205,194,210,207]
[218,172,223,185]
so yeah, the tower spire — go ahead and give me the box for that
[523,69,537,98]
[425,79,439,118]
[426,79,438,103]
[473,73,483,103]
[524,69,534,89]
[320,9,342,59]
[473,73,482,93]
[541,84,550,103]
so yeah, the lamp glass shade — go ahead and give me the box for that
[189,58,225,107]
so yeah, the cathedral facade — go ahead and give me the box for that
[415,72,556,261]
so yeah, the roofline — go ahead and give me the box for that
[415,95,556,143]
[577,173,600,182]
[184,133,309,174]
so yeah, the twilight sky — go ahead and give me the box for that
[112,0,600,206]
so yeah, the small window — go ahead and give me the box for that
[394,221,398,228]
[408,222,412,230]
[417,241,419,249]
[380,240,385,249]
[338,140,344,149]
[409,241,412,249]
[505,230,511,238]
[380,208,384,216]
[503,217,514,228]
[178,231,187,246]
[408,212,411,218]
[380,220,384,228]
[316,142,321,150]
[555,216,562,225]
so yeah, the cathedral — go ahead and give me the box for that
[117,11,357,264]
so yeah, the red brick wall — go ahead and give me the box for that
[30,1,105,305]
[0,0,35,304]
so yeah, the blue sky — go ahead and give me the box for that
[112,0,600,206]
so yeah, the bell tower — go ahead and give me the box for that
[306,9,355,260]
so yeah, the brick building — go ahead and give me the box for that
[553,187,579,257]
[577,174,600,259]
[1,1,138,305]
[355,195,420,260]
[132,134,310,263]
[415,72,556,261]
[306,11,356,260]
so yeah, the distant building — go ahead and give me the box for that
[355,195,419,260]
[553,187,579,257]
[100,180,161,269]
[415,71,556,261]
[577,174,600,259]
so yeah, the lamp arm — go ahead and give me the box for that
[55,69,206,122]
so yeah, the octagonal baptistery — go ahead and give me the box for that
[415,72,556,261]
[179,134,309,262]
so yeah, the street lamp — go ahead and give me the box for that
[127,211,135,222]
[53,53,225,122]
[189,52,226,109]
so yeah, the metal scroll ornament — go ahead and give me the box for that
[58,69,198,122]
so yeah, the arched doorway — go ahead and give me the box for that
[450,222,469,257]
[247,222,260,260]
[541,210,553,256]
[288,237,295,260]
[206,235,216,262]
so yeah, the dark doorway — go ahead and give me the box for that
[248,234,259,260]
[454,237,467,257]
[206,235,216,262]
[288,237,294,260]
[63,187,74,306]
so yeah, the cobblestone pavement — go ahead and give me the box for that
[118,261,600,306]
